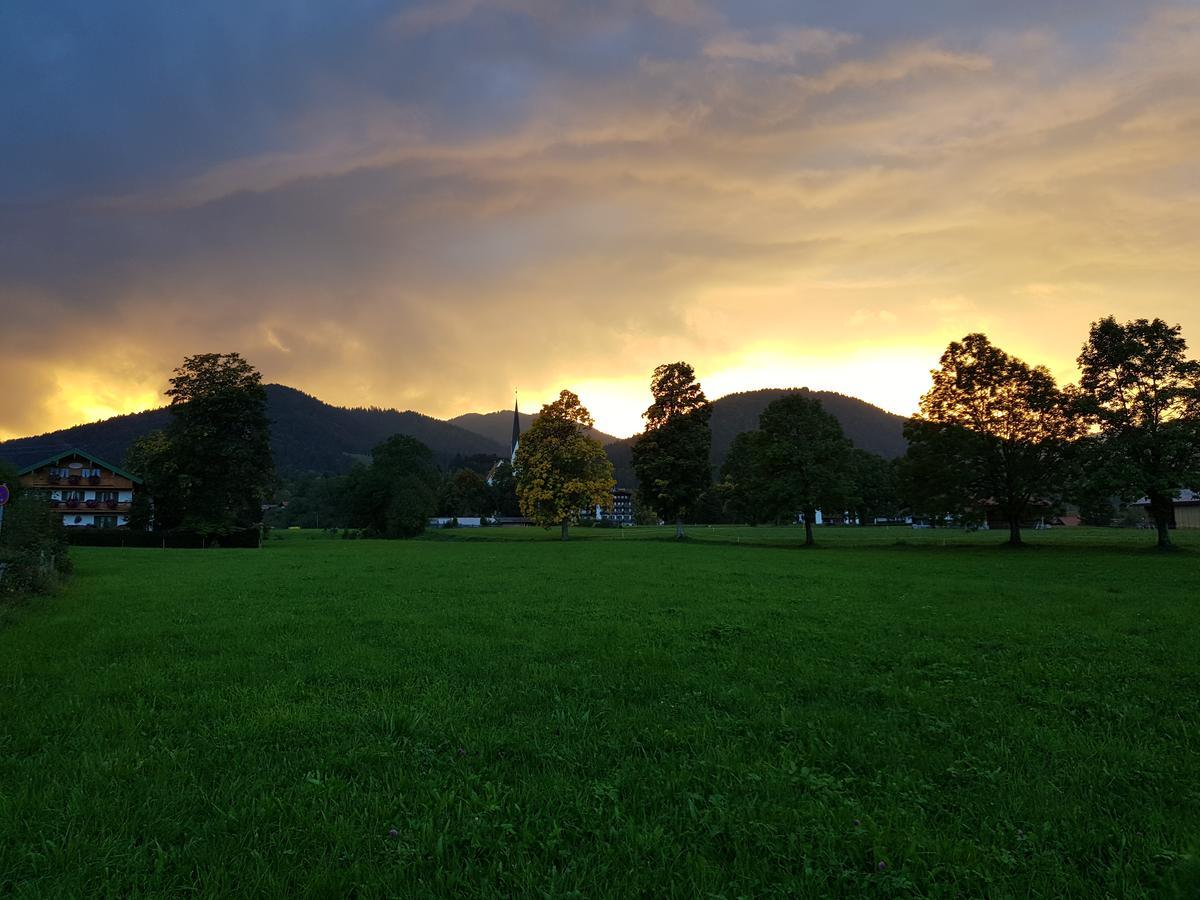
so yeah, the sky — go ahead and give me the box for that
[2,1,1198,440]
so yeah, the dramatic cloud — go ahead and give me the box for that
[2,1,1198,438]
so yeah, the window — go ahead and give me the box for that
[95,515,118,529]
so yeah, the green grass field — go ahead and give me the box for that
[2,526,1198,897]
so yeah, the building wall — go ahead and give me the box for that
[1175,505,1200,529]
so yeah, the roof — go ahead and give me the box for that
[17,448,144,484]
[1130,489,1199,507]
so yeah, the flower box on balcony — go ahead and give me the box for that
[65,500,80,508]
[86,500,99,508]
[68,475,81,485]
[88,475,102,485]
[105,500,118,509]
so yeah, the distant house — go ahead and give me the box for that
[18,449,142,529]
[1131,490,1200,530]
[586,487,634,525]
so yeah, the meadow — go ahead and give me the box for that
[1,526,1198,898]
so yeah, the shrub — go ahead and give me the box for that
[0,476,70,599]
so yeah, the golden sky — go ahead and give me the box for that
[2,2,1198,440]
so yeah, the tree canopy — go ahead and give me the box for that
[756,395,854,545]
[1076,316,1200,548]
[908,333,1079,545]
[344,435,441,538]
[515,391,615,540]
[126,353,274,534]
[632,362,713,538]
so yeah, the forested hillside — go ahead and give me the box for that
[450,410,619,449]
[605,388,907,487]
[1,385,905,482]
[0,385,506,475]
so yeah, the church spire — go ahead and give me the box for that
[510,392,521,464]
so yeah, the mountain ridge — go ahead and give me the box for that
[449,410,620,449]
[1,384,908,482]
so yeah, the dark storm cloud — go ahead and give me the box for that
[2,2,1198,437]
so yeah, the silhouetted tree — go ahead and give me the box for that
[123,430,178,531]
[439,468,491,517]
[898,420,981,527]
[909,333,1079,545]
[757,396,855,545]
[719,430,779,525]
[848,450,900,523]
[632,362,713,539]
[164,353,274,533]
[345,435,440,538]
[1076,316,1200,549]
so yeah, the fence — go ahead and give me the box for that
[65,527,263,549]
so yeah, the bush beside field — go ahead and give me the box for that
[0,476,70,599]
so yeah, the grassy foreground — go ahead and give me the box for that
[1,527,1198,898]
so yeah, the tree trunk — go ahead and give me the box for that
[1149,492,1173,549]
[804,509,815,546]
[1008,518,1022,546]
[561,518,569,542]
[675,517,685,540]
[1155,513,1172,550]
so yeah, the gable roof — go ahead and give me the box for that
[17,448,143,484]
[1130,489,1199,507]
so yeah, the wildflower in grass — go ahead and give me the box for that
[388,828,399,839]
[877,861,887,872]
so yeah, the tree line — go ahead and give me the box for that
[123,314,1199,548]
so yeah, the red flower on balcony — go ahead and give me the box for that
[105,499,118,509]
[86,500,99,508]
[65,500,80,508]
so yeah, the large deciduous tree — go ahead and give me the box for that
[438,468,492,518]
[345,435,441,538]
[909,333,1080,545]
[164,352,275,533]
[757,395,855,546]
[848,449,900,524]
[1076,316,1200,549]
[632,362,713,539]
[515,391,615,541]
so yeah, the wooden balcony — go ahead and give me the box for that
[51,500,132,513]
[28,475,134,490]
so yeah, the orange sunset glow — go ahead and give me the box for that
[3,3,1199,440]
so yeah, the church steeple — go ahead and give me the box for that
[510,393,521,465]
